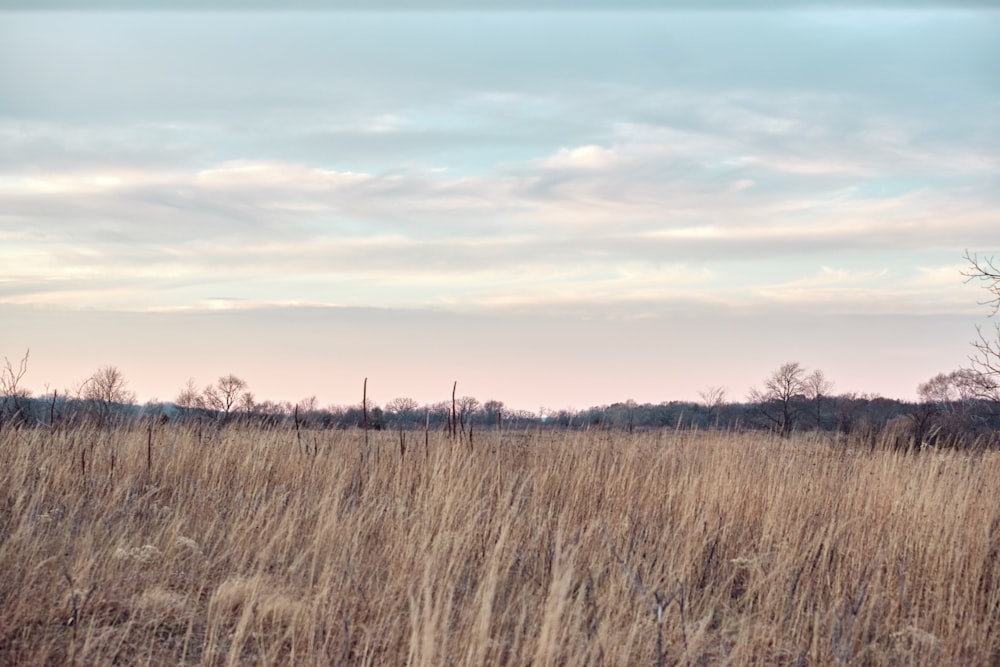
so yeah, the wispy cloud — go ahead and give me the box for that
[0,10,996,320]
[1,139,995,314]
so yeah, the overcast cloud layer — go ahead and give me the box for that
[1,8,997,406]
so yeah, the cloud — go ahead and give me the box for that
[0,169,167,195]
[1,136,996,315]
[908,265,969,287]
[195,161,368,190]
[767,266,891,289]
[541,145,620,170]
[0,9,996,319]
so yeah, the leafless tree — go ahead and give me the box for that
[175,378,204,410]
[84,365,135,404]
[918,369,980,411]
[385,397,419,416]
[83,365,136,425]
[507,409,536,422]
[962,251,1000,403]
[256,399,290,417]
[1,349,31,428]
[804,370,834,428]
[240,392,257,417]
[203,374,249,416]
[914,369,981,447]
[748,362,809,437]
[456,395,480,434]
[297,395,319,413]
[483,399,505,418]
[483,399,506,429]
[698,385,728,425]
[1,350,30,397]
[427,400,452,429]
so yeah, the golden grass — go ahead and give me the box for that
[1,423,998,665]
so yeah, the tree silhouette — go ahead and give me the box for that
[0,349,31,429]
[963,251,1000,403]
[748,362,809,437]
[83,365,136,425]
[203,374,249,417]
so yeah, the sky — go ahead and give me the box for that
[1,3,998,412]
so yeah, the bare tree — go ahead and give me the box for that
[175,378,204,410]
[240,392,257,418]
[385,397,419,416]
[918,368,985,444]
[297,395,319,413]
[1,349,31,428]
[804,370,834,429]
[203,374,249,416]
[256,399,290,418]
[507,409,536,422]
[748,362,809,437]
[83,365,136,425]
[1,349,30,398]
[624,398,638,434]
[906,402,937,452]
[427,400,452,431]
[456,396,480,434]
[698,385,728,425]
[483,399,505,418]
[963,251,1000,403]
[918,369,980,411]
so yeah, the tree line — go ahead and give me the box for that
[1,358,998,450]
[2,251,999,449]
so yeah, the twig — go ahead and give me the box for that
[963,250,1000,315]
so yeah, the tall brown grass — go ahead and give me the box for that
[1,423,997,665]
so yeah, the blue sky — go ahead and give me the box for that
[1,5,997,410]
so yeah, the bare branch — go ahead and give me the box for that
[1,349,32,426]
[969,324,1000,400]
[1,349,30,397]
[962,250,1000,316]
[698,385,728,411]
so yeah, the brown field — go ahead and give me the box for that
[1,423,998,666]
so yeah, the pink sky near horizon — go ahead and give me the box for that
[2,304,984,413]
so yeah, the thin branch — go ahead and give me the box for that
[963,250,1000,316]
[969,324,1000,404]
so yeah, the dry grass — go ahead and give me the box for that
[0,423,998,665]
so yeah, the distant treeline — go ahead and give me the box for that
[2,389,998,451]
[5,251,1000,450]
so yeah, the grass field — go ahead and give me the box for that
[1,423,998,665]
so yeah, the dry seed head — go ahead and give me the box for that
[114,544,163,565]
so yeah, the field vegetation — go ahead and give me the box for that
[1,422,998,665]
